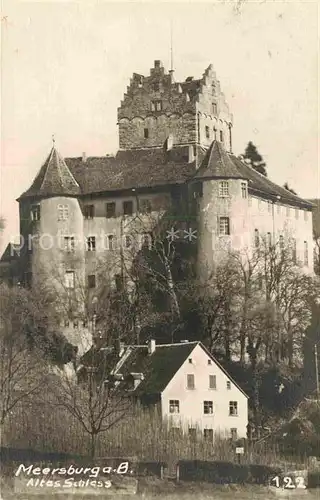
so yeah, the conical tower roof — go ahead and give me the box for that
[19,146,81,199]
[194,140,246,180]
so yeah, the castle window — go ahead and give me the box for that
[86,236,96,252]
[58,204,69,221]
[150,102,155,111]
[169,400,180,414]
[205,126,210,139]
[204,429,214,441]
[64,236,75,252]
[115,273,123,291]
[304,241,308,266]
[106,202,116,218]
[144,128,149,139]
[230,428,238,441]
[88,274,96,288]
[153,82,160,92]
[254,229,259,248]
[241,182,247,199]
[124,235,132,248]
[219,217,230,235]
[107,234,115,250]
[279,235,284,250]
[209,375,216,389]
[218,181,229,197]
[123,200,133,216]
[229,401,238,416]
[31,204,40,221]
[212,102,217,114]
[187,374,195,389]
[267,232,272,250]
[84,204,94,219]
[156,100,162,111]
[292,239,297,263]
[204,401,213,414]
[140,199,152,214]
[219,130,224,142]
[65,271,75,289]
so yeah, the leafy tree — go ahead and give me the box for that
[243,141,267,176]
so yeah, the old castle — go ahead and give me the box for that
[0,60,314,347]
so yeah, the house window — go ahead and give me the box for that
[267,201,272,213]
[140,199,152,214]
[229,401,238,416]
[295,208,299,219]
[187,374,195,389]
[86,236,96,252]
[31,204,40,221]
[205,126,210,139]
[204,401,213,414]
[219,130,224,142]
[58,204,69,221]
[219,217,230,235]
[267,232,272,249]
[304,211,308,221]
[169,400,180,414]
[230,428,238,441]
[279,235,284,250]
[188,428,197,440]
[304,241,308,266]
[64,236,75,252]
[277,204,281,214]
[226,380,231,390]
[212,102,217,114]
[254,229,259,248]
[155,100,162,111]
[188,358,193,364]
[88,274,96,288]
[218,181,229,197]
[106,202,116,218]
[204,429,213,441]
[123,200,133,216]
[107,234,115,250]
[209,375,216,389]
[150,102,155,111]
[286,206,291,217]
[65,271,75,289]
[241,182,247,199]
[144,128,149,139]
[84,204,94,219]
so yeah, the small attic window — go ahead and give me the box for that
[208,359,212,365]
[188,358,193,364]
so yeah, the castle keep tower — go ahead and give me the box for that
[118,60,233,152]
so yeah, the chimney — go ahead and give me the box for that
[82,152,87,163]
[188,145,195,163]
[148,339,156,355]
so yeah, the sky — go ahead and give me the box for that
[0,0,319,254]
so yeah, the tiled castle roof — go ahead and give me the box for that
[19,142,313,209]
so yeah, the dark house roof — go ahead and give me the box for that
[114,341,248,398]
[18,141,312,210]
[19,147,81,199]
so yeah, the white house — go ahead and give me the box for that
[110,340,249,440]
